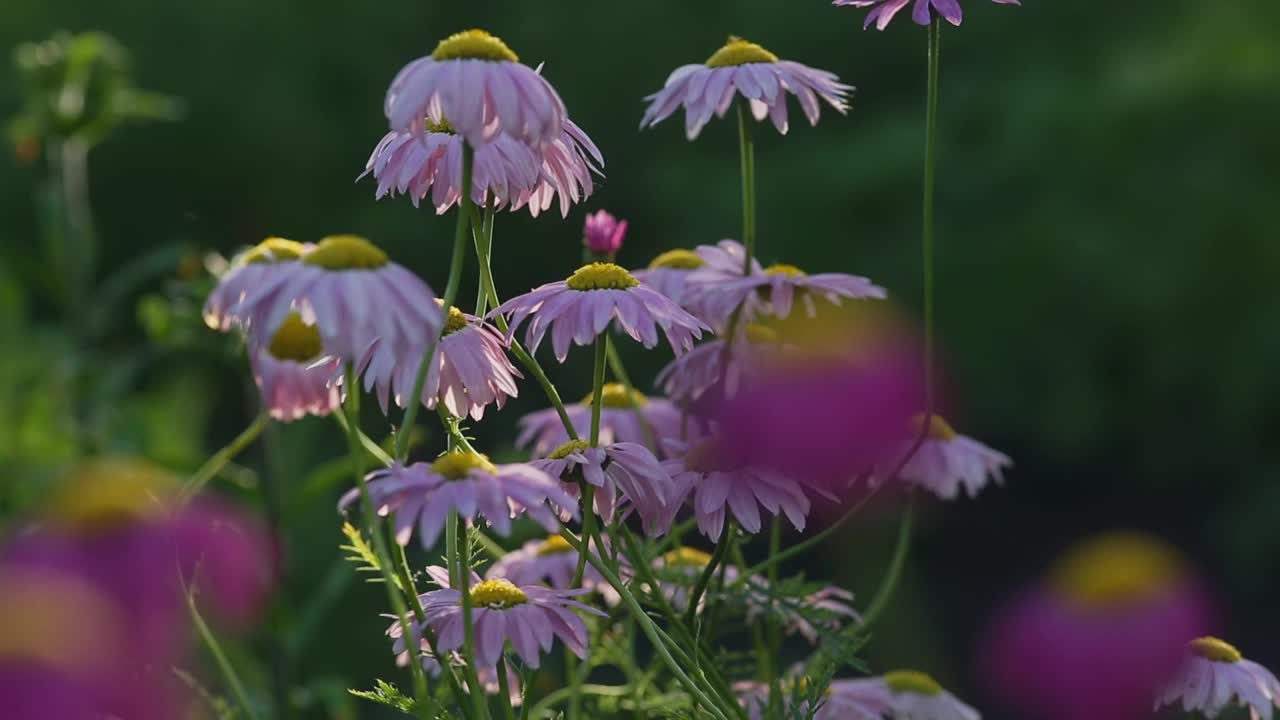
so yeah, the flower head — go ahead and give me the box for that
[339,453,576,549]
[641,36,852,140]
[491,263,708,362]
[687,260,885,331]
[385,29,568,147]
[835,672,981,720]
[656,323,782,405]
[361,116,602,217]
[1156,637,1280,720]
[362,304,521,421]
[633,240,763,326]
[530,440,672,534]
[834,0,1021,31]
[583,210,628,256]
[517,384,702,456]
[250,312,345,421]
[405,567,605,669]
[878,414,1011,499]
[485,534,619,606]
[202,237,308,333]
[982,532,1215,720]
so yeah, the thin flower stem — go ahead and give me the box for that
[860,498,916,628]
[736,101,757,274]
[468,207,579,440]
[496,655,517,720]
[178,412,268,504]
[737,477,878,581]
[573,335,609,587]
[922,18,941,416]
[604,343,658,451]
[765,517,783,714]
[683,523,734,629]
[183,578,262,720]
[395,144,474,462]
[331,409,393,466]
[557,527,735,720]
[339,373,433,718]
[454,516,490,720]
[474,196,496,316]
[528,684,632,719]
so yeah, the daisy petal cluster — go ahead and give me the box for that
[517,383,700,456]
[1156,637,1280,720]
[834,0,1021,31]
[879,414,1011,499]
[530,439,672,534]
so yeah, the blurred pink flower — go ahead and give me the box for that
[982,532,1216,720]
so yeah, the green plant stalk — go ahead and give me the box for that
[178,412,268,504]
[572,334,608,587]
[736,101,757,273]
[184,580,261,720]
[557,528,735,720]
[922,19,941,417]
[395,144,474,462]
[605,343,658,450]
[332,410,393,465]
[468,207,579,440]
[765,518,783,717]
[683,523,734,629]
[340,375,433,718]
[453,515,490,720]
[495,655,516,720]
[861,498,916,628]
[474,197,496,316]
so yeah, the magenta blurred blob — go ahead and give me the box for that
[582,209,628,256]
[980,532,1216,720]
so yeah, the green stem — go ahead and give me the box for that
[923,18,941,415]
[469,207,579,440]
[605,343,658,451]
[178,412,268,504]
[860,499,916,628]
[765,517,782,714]
[736,100,757,273]
[454,517,490,720]
[683,524,734,629]
[495,655,516,720]
[332,410,393,465]
[474,197,495,316]
[573,335,609,587]
[184,579,261,720]
[395,143,474,462]
[736,475,878,581]
[528,684,631,719]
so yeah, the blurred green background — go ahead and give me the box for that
[2,1,1278,717]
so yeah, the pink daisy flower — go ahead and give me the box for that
[878,414,1011,499]
[249,312,344,421]
[360,116,602,218]
[833,672,981,720]
[982,532,1215,720]
[338,452,576,549]
[582,209,627,257]
[530,439,672,535]
[485,534,619,606]
[688,261,886,331]
[234,235,442,381]
[641,36,852,140]
[633,240,762,325]
[385,29,567,148]
[662,438,817,540]
[1156,637,1280,720]
[202,237,309,333]
[516,384,700,456]
[490,262,708,363]
[411,566,605,670]
[362,304,521,422]
[834,0,1021,31]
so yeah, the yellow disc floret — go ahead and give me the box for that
[566,262,640,291]
[432,29,519,63]
[548,439,592,460]
[242,237,306,265]
[764,263,806,278]
[884,670,943,697]
[1050,532,1184,608]
[911,413,958,442]
[536,534,575,556]
[425,117,456,135]
[440,302,470,335]
[469,578,529,608]
[430,451,498,480]
[706,36,779,68]
[581,383,649,408]
[268,312,324,362]
[648,249,705,271]
[302,235,389,271]
[1190,637,1243,664]
[662,547,714,568]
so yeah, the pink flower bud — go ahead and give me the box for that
[583,210,627,255]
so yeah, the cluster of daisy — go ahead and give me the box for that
[194,4,1280,720]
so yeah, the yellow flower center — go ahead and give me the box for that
[440,303,470,335]
[430,451,498,480]
[469,578,529,608]
[566,262,640,291]
[425,117,456,135]
[549,439,592,460]
[662,547,714,568]
[911,413,957,441]
[302,235,389,271]
[1050,532,1184,608]
[648,249,705,271]
[705,36,779,68]
[581,383,649,408]
[744,323,778,345]
[1190,637,1242,664]
[764,263,806,278]
[536,534,575,556]
[47,457,176,528]
[243,237,306,265]
[268,312,324,362]
[884,670,943,697]
[432,29,519,63]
